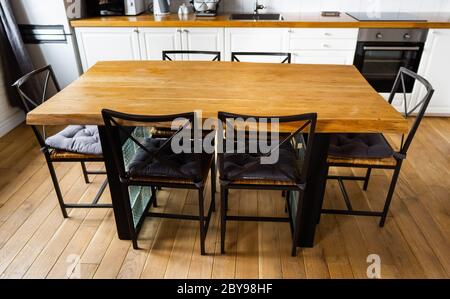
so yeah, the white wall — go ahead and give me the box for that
[170,0,450,13]
[0,61,25,138]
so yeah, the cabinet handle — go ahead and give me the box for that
[324,32,332,36]
[183,29,189,33]
[177,29,182,33]
[134,29,139,33]
[288,29,294,33]
[322,44,331,48]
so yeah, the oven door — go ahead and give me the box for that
[354,42,424,93]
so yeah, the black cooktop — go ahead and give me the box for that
[346,12,428,22]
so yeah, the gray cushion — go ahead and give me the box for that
[328,133,393,159]
[45,125,102,155]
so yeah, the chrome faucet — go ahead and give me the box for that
[254,0,265,15]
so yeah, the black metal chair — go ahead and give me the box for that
[231,52,291,63]
[217,112,317,256]
[162,50,221,61]
[12,65,111,218]
[101,109,216,255]
[322,67,434,227]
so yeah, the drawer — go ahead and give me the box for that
[290,38,357,50]
[292,50,356,65]
[289,28,359,39]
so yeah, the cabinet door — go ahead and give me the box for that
[75,27,140,71]
[292,51,355,65]
[411,29,450,115]
[139,28,182,60]
[224,28,289,62]
[182,28,224,61]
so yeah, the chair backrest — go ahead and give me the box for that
[388,67,434,155]
[162,50,221,61]
[12,65,61,149]
[102,109,206,184]
[231,52,292,64]
[12,65,61,113]
[217,111,317,187]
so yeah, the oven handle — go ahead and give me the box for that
[363,46,421,51]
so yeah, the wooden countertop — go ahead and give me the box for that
[70,12,450,28]
[27,61,408,134]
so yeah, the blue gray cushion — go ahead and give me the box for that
[221,141,300,182]
[328,133,393,159]
[127,138,212,182]
[45,125,102,155]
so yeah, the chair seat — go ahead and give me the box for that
[221,142,300,184]
[127,138,213,183]
[45,125,102,156]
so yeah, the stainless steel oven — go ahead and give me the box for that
[354,29,428,93]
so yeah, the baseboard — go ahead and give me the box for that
[0,109,25,138]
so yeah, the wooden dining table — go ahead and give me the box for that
[27,60,408,248]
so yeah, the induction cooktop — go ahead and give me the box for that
[346,12,428,22]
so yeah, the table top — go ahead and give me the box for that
[27,61,408,133]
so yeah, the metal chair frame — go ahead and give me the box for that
[162,50,221,61]
[231,52,292,64]
[322,67,435,227]
[101,109,216,255]
[217,111,317,256]
[13,65,110,218]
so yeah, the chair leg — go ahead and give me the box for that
[132,236,139,250]
[151,187,158,208]
[80,162,90,184]
[198,188,207,255]
[220,187,227,254]
[47,160,68,218]
[363,167,372,191]
[211,160,216,212]
[379,164,402,227]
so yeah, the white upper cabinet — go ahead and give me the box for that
[289,28,358,65]
[225,28,290,62]
[75,27,141,71]
[139,28,182,60]
[412,29,450,115]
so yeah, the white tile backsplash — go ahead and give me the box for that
[170,0,450,13]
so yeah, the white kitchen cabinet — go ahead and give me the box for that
[289,28,358,65]
[75,27,141,71]
[225,28,290,62]
[139,28,182,60]
[411,29,450,115]
[182,28,224,60]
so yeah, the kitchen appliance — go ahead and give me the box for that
[153,0,171,16]
[191,0,220,17]
[10,0,81,89]
[125,0,146,16]
[346,12,427,22]
[87,0,146,16]
[353,28,428,93]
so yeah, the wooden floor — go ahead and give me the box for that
[0,118,449,279]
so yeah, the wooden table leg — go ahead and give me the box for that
[296,133,330,248]
[98,126,132,240]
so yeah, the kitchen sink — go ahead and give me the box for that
[229,13,284,21]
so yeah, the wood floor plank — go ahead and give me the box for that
[0,171,98,278]
[211,189,239,279]
[257,191,283,279]
[139,189,188,279]
[117,189,171,279]
[187,181,219,279]
[235,190,259,279]
[23,175,107,278]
